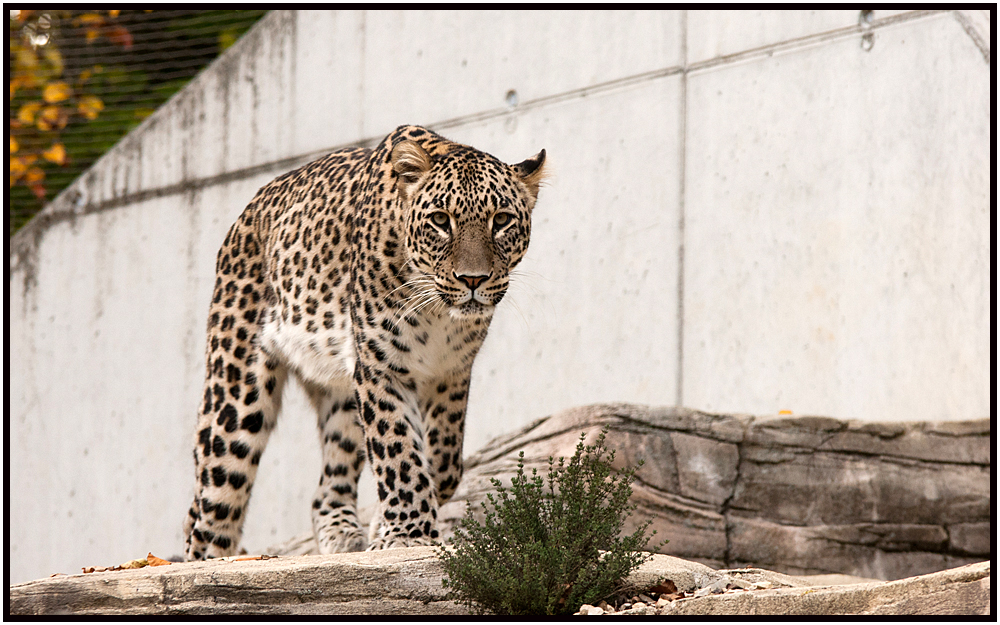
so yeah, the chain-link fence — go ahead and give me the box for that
[8,9,268,236]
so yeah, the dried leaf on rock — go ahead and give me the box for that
[649,579,677,595]
[146,553,172,567]
[230,554,277,562]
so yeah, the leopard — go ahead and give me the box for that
[183,125,546,559]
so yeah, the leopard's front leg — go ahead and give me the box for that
[353,361,440,550]
[423,372,471,503]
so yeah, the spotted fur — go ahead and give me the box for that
[184,125,546,558]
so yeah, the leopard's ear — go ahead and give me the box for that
[391,140,433,200]
[512,149,547,200]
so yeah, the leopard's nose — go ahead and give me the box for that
[454,272,490,291]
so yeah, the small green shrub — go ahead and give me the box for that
[438,428,665,615]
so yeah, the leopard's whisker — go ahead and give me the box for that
[502,293,531,332]
[381,274,437,309]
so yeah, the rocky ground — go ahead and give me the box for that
[8,548,989,615]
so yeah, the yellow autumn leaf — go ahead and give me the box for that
[78,13,106,44]
[42,142,67,165]
[109,10,121,18]
[18,102,42,125]
[43,46,64,76]
[10,76,23,101]
[14,44,39,75]
[79,68,93,84]
[10,155,35,185]
[219,30,238,50]
[25,166,45,184]
[78,13,104,26]
[43,81,72,104]
[37,106,67,131]
[10,136,18,154]
[10,156,28,176]
[78,95,104,120]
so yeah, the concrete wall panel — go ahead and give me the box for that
[361,10,682,135]
[291,10,367,154]
[682,14,990,418]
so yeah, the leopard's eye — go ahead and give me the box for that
[492,212,513,231]
[430,211,450,230]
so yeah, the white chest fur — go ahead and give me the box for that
[260,310,356,388]
[259,305,488,391]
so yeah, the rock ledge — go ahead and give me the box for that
[8,548,989,615]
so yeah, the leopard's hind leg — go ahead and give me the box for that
[304,381,368,553]
[184,222,288,560]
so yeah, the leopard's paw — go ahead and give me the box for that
[318,529,367,554]
[365,534,437,551]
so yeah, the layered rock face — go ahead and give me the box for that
[438,403,990,581]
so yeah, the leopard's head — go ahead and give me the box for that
[392,139,546,318]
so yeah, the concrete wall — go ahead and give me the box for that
[9,10,991,584]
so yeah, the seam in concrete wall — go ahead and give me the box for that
[951,10,991,65]
[686,9,946,75]
[676,9,688,408]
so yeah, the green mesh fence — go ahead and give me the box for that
[8,9,268,236]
